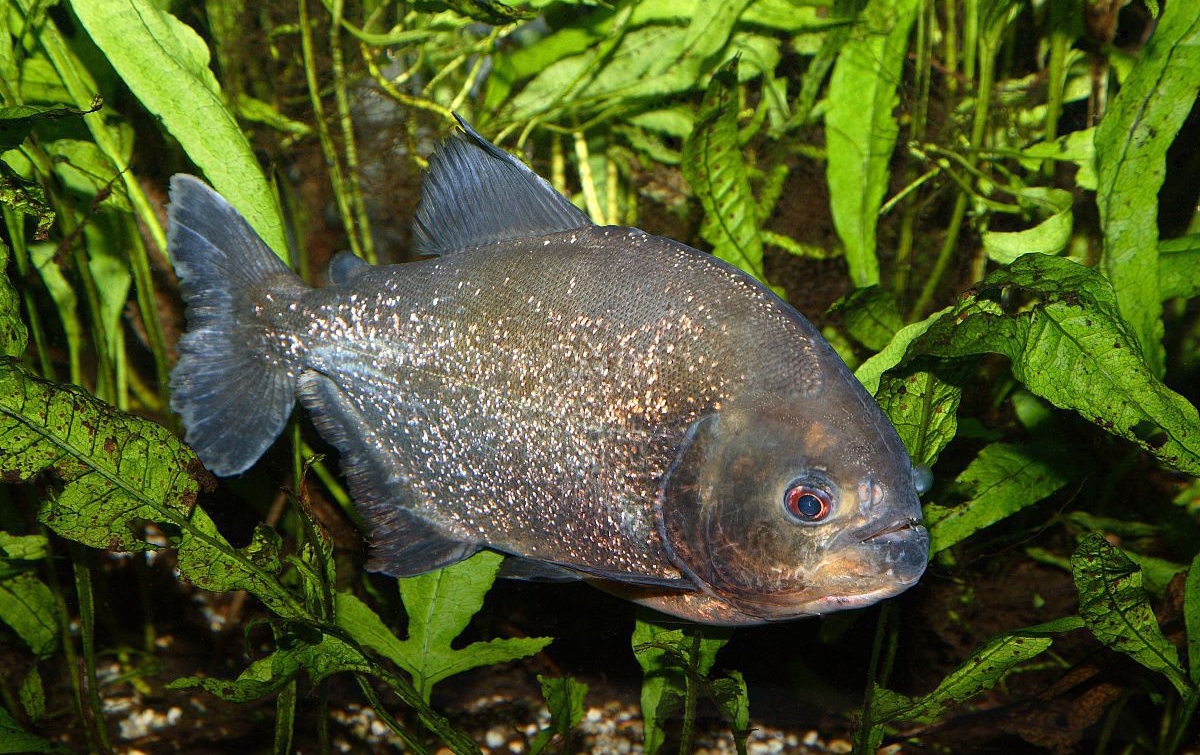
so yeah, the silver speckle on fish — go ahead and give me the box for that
[167,116,929,625]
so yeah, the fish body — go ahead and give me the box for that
[169,119,928,625]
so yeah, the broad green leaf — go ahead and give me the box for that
[1071,534,1189,696]
[69,0,287,256]
[632,616,734,755]
[902,255,1200,474]
[0,572,59,657]
[681,59,772,288]
[1095,0,1200,377]
[924,442,1079,555]
[1159,234,1200,300]
[874,360,968,470]
[0,358,306,619]
[338,553,552,703]
[1186,552,1200,685]
[679,0,756,66]
[1019,128,1098,190]
[981,188,1074,263]
[832,286,903,352]
[854,307,951,394]
[0,358,201,551]
[499,1,770,127]
[0,706,66,754]
[871,616,1085,726]
[825,0,920,286]
[0,230,25,358]
[529,675,589,755]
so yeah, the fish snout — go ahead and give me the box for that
[859,517,929,585]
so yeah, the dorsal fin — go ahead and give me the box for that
[412,114,593,255]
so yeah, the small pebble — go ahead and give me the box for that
[484,728,506,748]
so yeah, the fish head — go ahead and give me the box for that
[657,395,929,621]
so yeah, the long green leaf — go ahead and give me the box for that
[682,59,770,286]
[1095,1,1200,376]
[1071,534,1190,696]
[900,255,1200,474]
[825,0,919,286]
[0,230,24,358]
[1186,552,1200,685]
[69,0,287,257]
[871,616,1085,726]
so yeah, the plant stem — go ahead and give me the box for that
[299,0,364,263]
[72,546,113,754]
[328,0,376,265]
[678,630,701,755]
[911,1,1001,319]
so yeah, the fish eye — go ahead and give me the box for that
[783,480,833,523]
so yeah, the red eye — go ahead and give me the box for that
[784,482,832,523]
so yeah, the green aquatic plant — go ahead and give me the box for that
[2,0,1200,752]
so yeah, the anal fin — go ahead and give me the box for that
[296,370,479,576]
[498,555,697,592]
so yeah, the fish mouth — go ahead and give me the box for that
[857,517,930,586]
[861,516,923,543]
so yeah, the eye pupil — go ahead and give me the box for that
[796,494,822,518]
[784,483,832,522]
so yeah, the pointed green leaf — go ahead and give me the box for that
[825,0,920,286]
[854,307,951,395]
[0,572,59,658]
[900,255,1200,474]
[69,0,287,256]
[872,616,1085,725]
[682,59,772,288]
[832,287,904,352]
[529,675,589,755]
[1071,534,1189,696]
[1095,0,1200,376]
[338,553,551,702]
[981,188,1074,263]
[632,616,733,755]
[169,632,370,702]
[925,442,1080,554]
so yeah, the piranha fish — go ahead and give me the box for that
[168,118,929,626]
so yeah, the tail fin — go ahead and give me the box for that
[168,174,303,476]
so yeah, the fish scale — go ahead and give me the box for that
[168,117,929,625]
